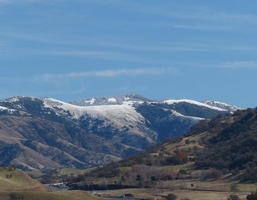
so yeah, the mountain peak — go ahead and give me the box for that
[162,99,240,112]
[203,100,240,112]
[70,94,154,106]
[5,96,36,102]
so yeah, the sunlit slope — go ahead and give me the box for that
[0,191,101,200]
[0,167,47,192]
[0,168,101,200]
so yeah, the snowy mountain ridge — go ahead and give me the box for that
[70,94,154,106]
[203,100,240,113]
[2,95,239,122]
[70,94,239,112]
[0,94,240,170]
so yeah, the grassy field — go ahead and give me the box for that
[92,180,257,200]
[0,168,101,200]
[0,168,47,192]
[0,191,101,200]
[237,183,257,192]
[94,188,249,200]
[0,167,256,200]
[55,168,95,176]
[160,162,194,171]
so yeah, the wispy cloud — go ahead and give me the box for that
[0,31,207,53]
[39,67,176,81]
[217,61,257,69]
[0,0,37,4]
[3,0,257,27]
[0,32,76,45]
[44,50,150,62]
[178,60,257,69]
[2,0,257,28]
[102,43,206,52]
[87,0,252,19]
[160,23,234,31]
[80,0,257,30]
[3,30,257,54]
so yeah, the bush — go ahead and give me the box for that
[165,193,177,200]
[228,194,240,200]
[230,184,238,192]
[247,192,257,200]
[123,194,134,198]
[241,167,257,182]
[122,165,177,187]
[199,169,223,180]
[9,193,24,200]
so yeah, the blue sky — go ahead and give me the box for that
[0,0,257,108]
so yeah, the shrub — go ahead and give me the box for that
[9,193,24,200]
[247,191,257,200]
[228,194,240,200]
[230,184,238,192]
[165,193,177,200]
[199,169,223,180]
[123,194,134,198]
[122,165,177,187]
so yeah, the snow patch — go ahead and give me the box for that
[6,97,19,103]
[163,99,226,111]
[0,106,16,113]
[0,106,9,110]
[203,100,240,112]
[122,100,144,106]
[43,98,146,129]
[84,98,96,105]
[108,98,117,103]
[171,110,204,121]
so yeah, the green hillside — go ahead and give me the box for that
[67,108,257,190]
[0,167,101,200]
[0,167,47,192]
[0,191,101,200]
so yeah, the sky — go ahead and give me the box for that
[0,0,257,108]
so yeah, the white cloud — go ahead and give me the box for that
[3,30,257,54]
[218,61,257,69]
[39,67,176,81]
[102,43,206,52]
[0,31,207,53]
[3,0,257,26]
[45,50,149,62]
[160,24,234,31]
[81,0,257,26]
[54,1,256,35]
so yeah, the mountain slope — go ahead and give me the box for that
[0,167,47,192]
[0,114,131,171]
[0,167,101,200]
[0,95,238,171]
[71,107,257,189]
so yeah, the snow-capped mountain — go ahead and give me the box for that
[0,95,239,171]
[71,94,238,112]
[203,100,240,113]
[70,94,154,106]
